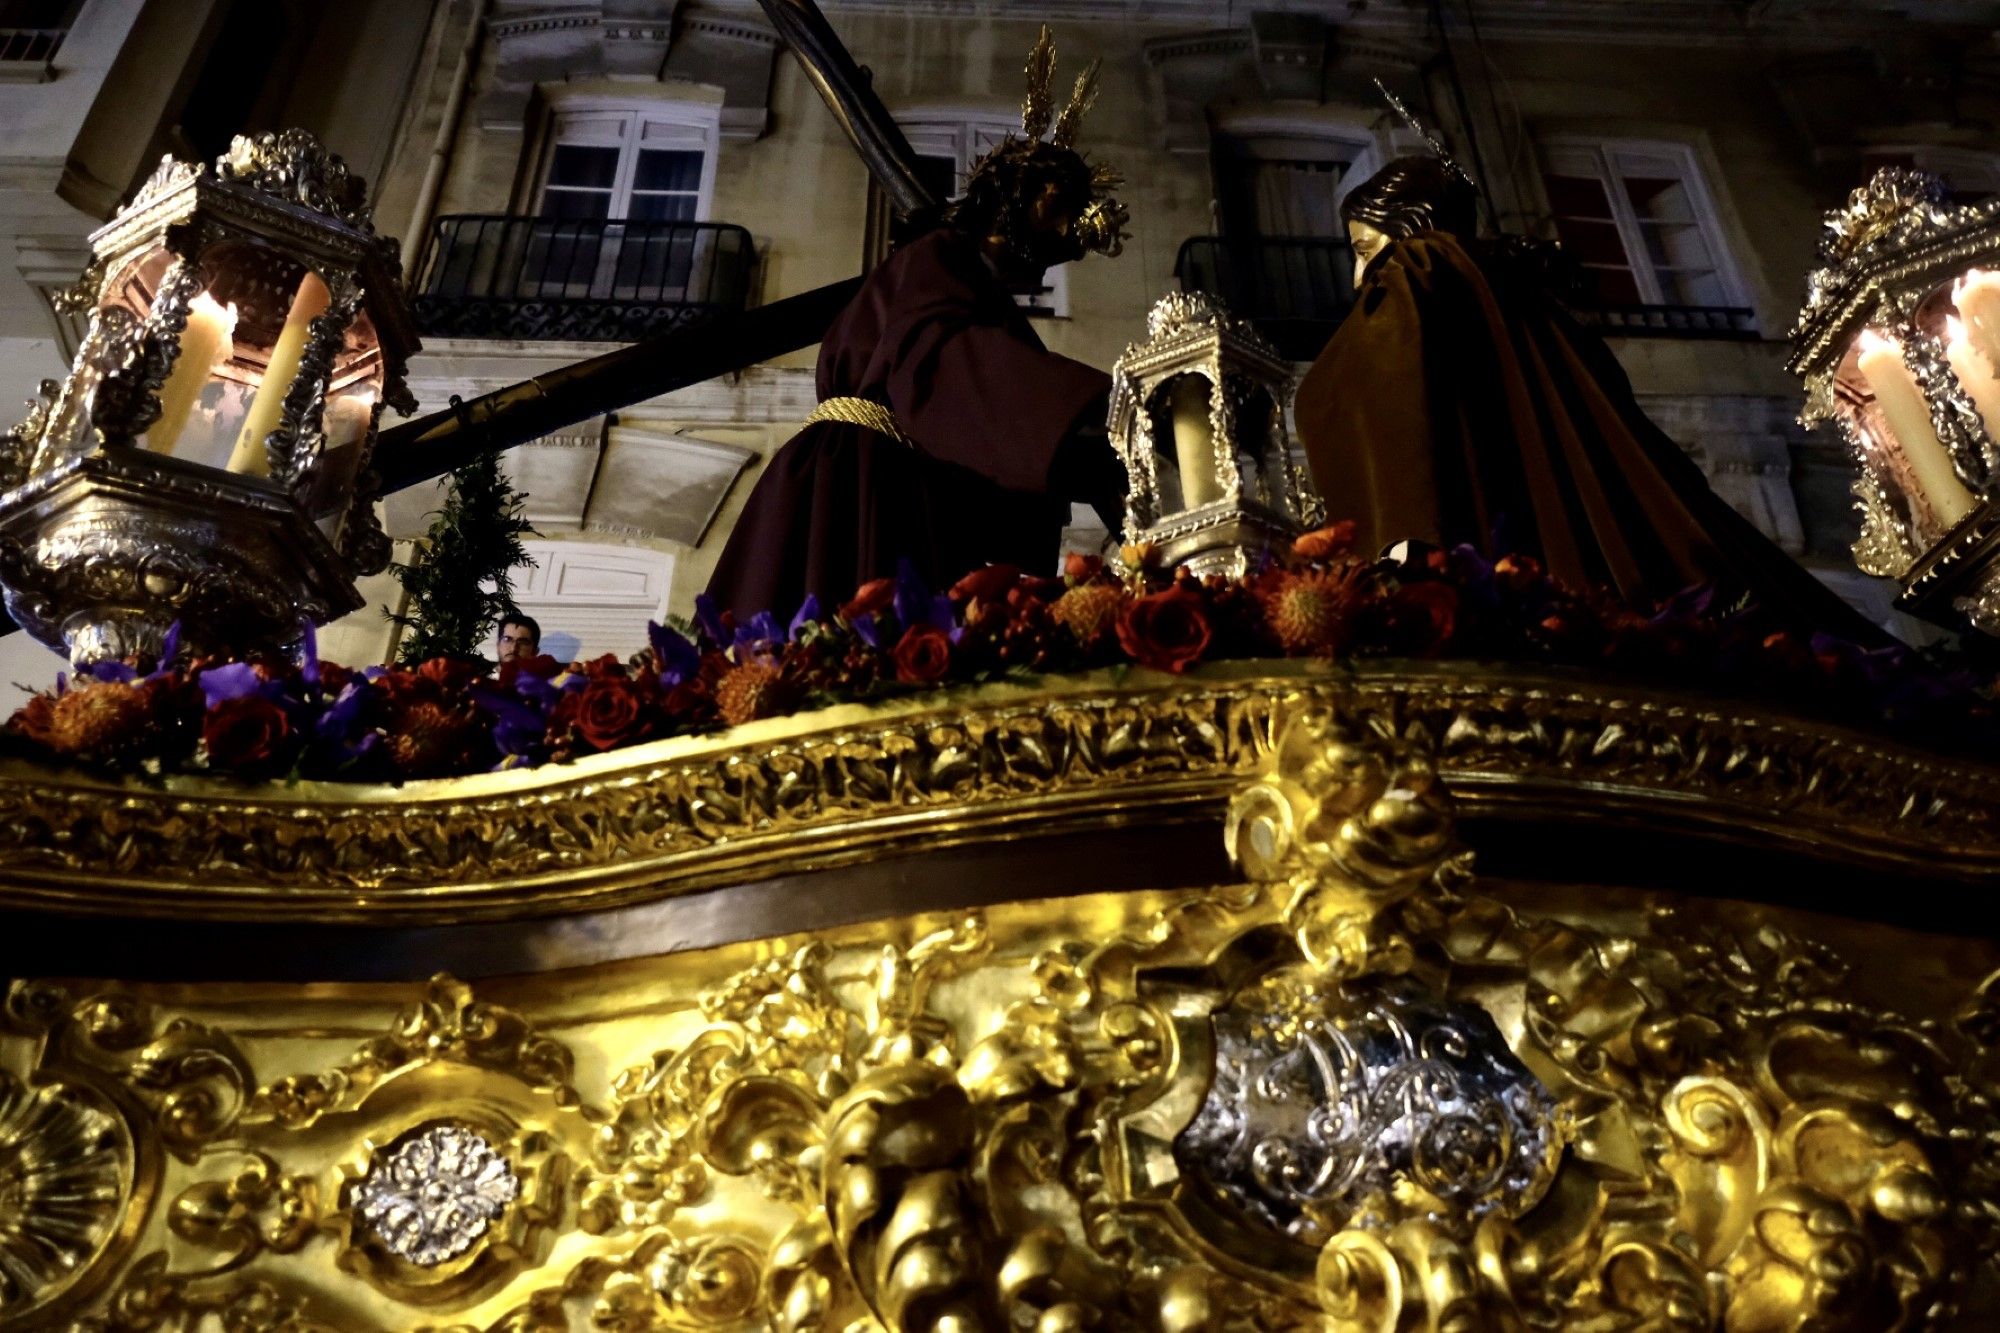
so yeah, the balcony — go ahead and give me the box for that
[1175,235,1761,361]
[1174,235,1357,361]
[0,26,63,80]
[412,215,755,342]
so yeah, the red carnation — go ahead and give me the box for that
[572,677,655,751]
[385,700,483,777]
[416,656,482,695]
[1117,586,1213,674]
[842,577,897,622]
[202,695,294,775]
[1292,521,1358,563]
[892,624,953,684]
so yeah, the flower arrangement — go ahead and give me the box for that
[4,523,1992,784]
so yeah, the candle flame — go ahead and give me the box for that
[186,292,239,364]
[1858,327,1901,354]
[1948,314,1969,345]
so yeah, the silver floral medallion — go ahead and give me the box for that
[1175,974,1561,1247]
[353,1123,519,1266]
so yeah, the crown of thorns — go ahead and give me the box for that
[960,26,1128,258]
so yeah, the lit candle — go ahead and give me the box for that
[1946,316,2000,447]
[1856,329,1978,529]
[1169,375,1222,509]
[228,271,331,476]
[1955,269,2000,380]
[149,292,235,456]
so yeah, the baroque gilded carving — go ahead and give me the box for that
[3,689,1999,1329]
[1,665,1996,923]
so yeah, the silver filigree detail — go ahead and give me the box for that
[1953,567,2000,635]
[1175,976,1562,1247]
[216,130,370,228]
[1143,289,1262,345]
[1905,327,1999,490]
[353,1124,519,1267]
[1852,465,1918,580]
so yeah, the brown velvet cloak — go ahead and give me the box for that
[704,229,1110,620]
[1294,233,1879,636]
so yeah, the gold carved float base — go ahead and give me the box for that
[6,706,2000,1331]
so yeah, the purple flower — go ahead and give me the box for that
[316,680,372,739]
[298,618,320,689]
[851,615,882,649]
[154,621,183,678]
[893,559,931,628]
[788,595,823,641]
[88,661,137,684]
[647,620,701,686]
[734,611,784,654]
[473,684,548,758]
[694,593,728,647]
[199,661,263,708]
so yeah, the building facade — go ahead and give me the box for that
[2,0,1997,689]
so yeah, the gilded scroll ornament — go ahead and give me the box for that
[5,665,1997,923]
[4,690,2000,1329]
[0,1070,132,1321]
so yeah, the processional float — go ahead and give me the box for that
[2,4,2000,1330]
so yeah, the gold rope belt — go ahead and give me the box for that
[804,396,912,446]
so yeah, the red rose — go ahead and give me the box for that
[1116,587,1213,673]
[573,678,655,751]
[1389,581,1459,655]
[842,577,897,622]
[580,653,628,681]
[892,624,953,684]
[1292,521,1358,562]
[949,563,1021,604]
[202,695,294,774]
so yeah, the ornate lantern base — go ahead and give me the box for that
[0,450,362,665]
[1137,497,1300,580]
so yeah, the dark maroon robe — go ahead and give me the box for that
[1295,232,1888,640]
[705,229,1110,619]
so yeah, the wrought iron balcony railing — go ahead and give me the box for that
[413,215,756,342]
[0,25,64,65]
[1173,235,1358,361]
[1174,235,1761,360]
[1572,303,1759,338]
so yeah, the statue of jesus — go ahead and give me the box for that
[704,31,1129,620]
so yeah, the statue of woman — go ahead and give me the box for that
[1293,156,1880,634]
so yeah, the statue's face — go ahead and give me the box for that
[988,179,1088,288]
[1348,220,1391,288]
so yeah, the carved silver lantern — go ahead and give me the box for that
[1790,168,2000,633]
[0,130,418,666]
[1110,292,1319,578]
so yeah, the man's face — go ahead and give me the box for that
[1348,220,1391,289]
[496,622,538,662]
